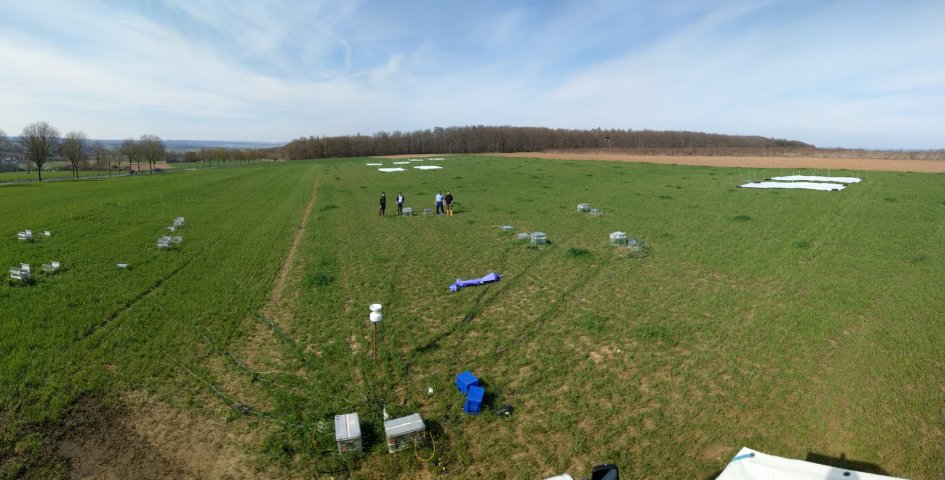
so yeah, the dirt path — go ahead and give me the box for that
[265,178,318,312]
[486,152,945,173]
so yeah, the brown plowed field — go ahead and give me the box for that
[486,152,945,173]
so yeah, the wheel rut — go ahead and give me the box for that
[261,177,318,326]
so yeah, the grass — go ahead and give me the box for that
[0,162,312,475]
[1,155,944,479]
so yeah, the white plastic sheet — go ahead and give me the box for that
[740,181,845,191]
[770,175,862,183]
[366,163,383,166]
[413,165,443,170]
[716,447,907,480]
[377,168,405,172]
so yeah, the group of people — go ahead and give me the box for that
[378,191,455,216]
[434,191,454,216]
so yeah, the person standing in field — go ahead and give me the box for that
[435,191,444,215]
[396,192,404,215]
[379,192,387,216]
[444,191,454,216]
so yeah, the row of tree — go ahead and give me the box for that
[278,126,814,160]
[0,122,168,181]
[7,123,939,179]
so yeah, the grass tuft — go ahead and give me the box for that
[631,324,676,346]
[564,247,591,258]
[304,272,336,288]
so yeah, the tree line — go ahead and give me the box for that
[0,122,268,182]
[5,123,940,177]
[278,126,814,160]
[0,121,169,181]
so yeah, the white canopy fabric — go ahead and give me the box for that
[377,168,405,172]
[413,165,443,170]
[741,181,845,191]
[716,448,907,480]
[770,175,862,183]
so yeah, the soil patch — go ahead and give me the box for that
[486,152,945,173]
[57,393,278,480]
[57,395,191,479]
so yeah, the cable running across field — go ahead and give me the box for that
[161,348,305,430]
[392,243,551,384]
[488,258,608,360]
[198,327,275,386]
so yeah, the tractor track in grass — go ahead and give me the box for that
[260,178,318,327]
[80,238,220,343]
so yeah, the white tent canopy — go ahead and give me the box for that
[716,447,907,480]
[740,182,845,191]
[770,175,862,184]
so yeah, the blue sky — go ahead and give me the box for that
[1,0,943,148]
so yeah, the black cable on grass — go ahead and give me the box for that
[391,244,550,384]
[198,327,275,386]
[489,259,607,360]
[252,312,363,406]
[161,348,306,430]
[255,311,311,364]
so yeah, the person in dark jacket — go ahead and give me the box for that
[444,191,454,216]
[379,192,387,216]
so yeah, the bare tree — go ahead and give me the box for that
[0,129,9,155]
[106,148,117,178]
[91,141,106,177]
[61,131,88,178]
[120,137,138,174]
[0,129,12,172]
[138,134,165,173]
[19,121,60,181]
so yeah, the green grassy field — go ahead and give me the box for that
[0,170,79,182]
[1,156,943,479]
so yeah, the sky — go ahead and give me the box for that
[1,0,943,149]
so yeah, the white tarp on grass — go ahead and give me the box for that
[413,165,443,170]
[770,175,862,183]
[741,181,845,191]
[366,163,383,166]
[717,448,907,480]
[393,161,410,165]
[378,168,405,172]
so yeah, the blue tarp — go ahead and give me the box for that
[449,272,501,292]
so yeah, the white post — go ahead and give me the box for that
[369,304,383,359]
